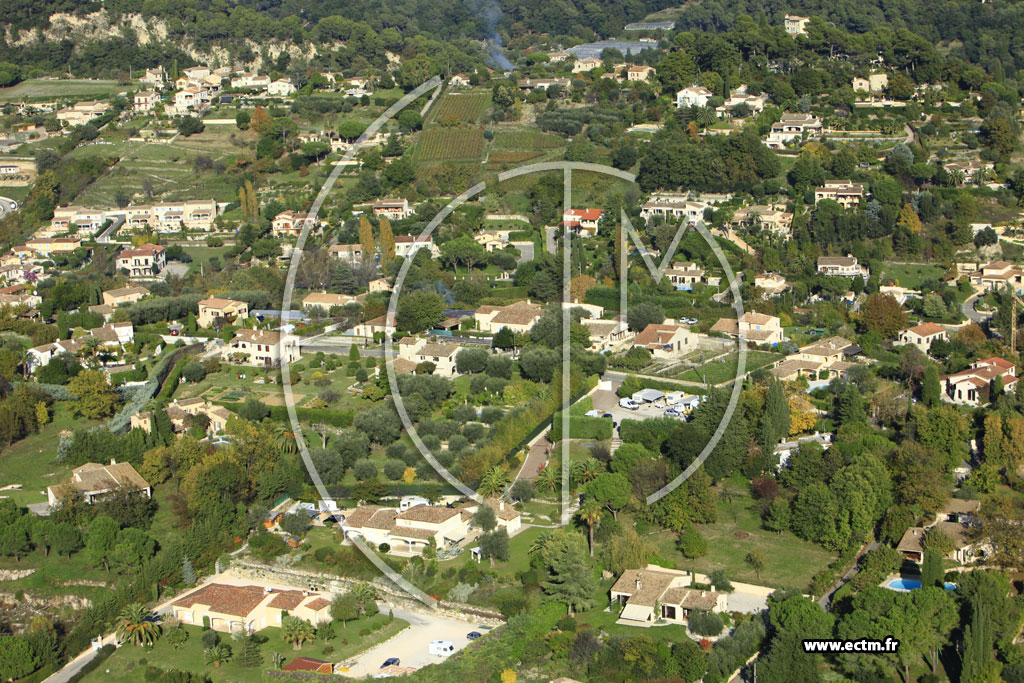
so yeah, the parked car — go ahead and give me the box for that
[665,407,682,417]
[467,631,482,640]
[601,412,613,419]
[381,658,400,668]
[618,398,640,410]
[429,640,456,657]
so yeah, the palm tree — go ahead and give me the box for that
[528,530,553,559]
[571,457,601,489]
[204,643,232,667]
[281,616,315,651]
[577,500,603,557]
[478,465,510,497]
[115,603,161,647]
[696,107,716,128]
[273,424,298,454]
[534,465,558,494]
[351,582,378,614]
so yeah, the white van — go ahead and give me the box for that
[429,640,455,657]
[618,398,640,410]
[400,496,429,512]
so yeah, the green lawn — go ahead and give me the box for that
[0,79,128,101]
[673,350,783,385]
[0,404,103,506]
[879,262,947,289]
[648,483,836,590]
[88,615,408,682]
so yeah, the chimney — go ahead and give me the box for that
[635,577,642,590]
[499,500,505,512]
[110,459,116,465]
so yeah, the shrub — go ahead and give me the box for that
[353,459,378,481]
[687,610,723,636]
[383,459,405,480]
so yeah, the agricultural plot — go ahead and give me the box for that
[494,128,564,149]
[0,79,127,101]
[417,127,485,161]
[432,92,490,124]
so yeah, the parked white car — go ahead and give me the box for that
[618,398,640,410]
[429,640,456,657]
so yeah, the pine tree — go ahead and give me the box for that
[234,635,263,668]
[359,215,375,260]
[182,556,196,585]
[379,216,395,262]
[922,365,941,408]
[540,532,595,616]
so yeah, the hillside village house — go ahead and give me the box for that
[665,262,705,290]
[475,300,544,334]
[943,357,1017,406]
[352,315,389,339]
[754,273,788,295]
[222,328,301,367]
[627,65,656,82]
[170,583,331,634]
[55,100,109,127]
[230,73,271,90]
[397,337,462,376]
[301,292,356,313]
[852,73,889,93]
[944,160,992,184]
[711,311,784,345]
[562,208,603,237]
[730,204,793,236]
[770,336,860,381]
[639,195,708,224]
[817,254,870,279]
[765,112,822,149]
[142,67,165,86]
[50,206,107,233]
[895,323,948,354]
[327,243,364,264]
[969,260,1024,293]
[341,504,470,555]
[172,87,212,115]
[132,398,233,437]
[267,78,297,96]
[448,73,472,88]
[611,566,727,626]
[102,285,149,307]
[675,85,713,109]
[394,235,439,258]
[25,237,83,258]
[582,317,632,351]
[572,57,602,73]
[121,200,218,233]
[47,461,151,508]
[897,499,987,565]
[197,297,249,328]
[117,244,166,278]
[784,14,811,35]
[133,90,159,113]
[716,87,767,117]
[368,198,414,220]
[632,323,698,359]
[474,229,511,252]
[815,180,865,209]
[271,210,318,237]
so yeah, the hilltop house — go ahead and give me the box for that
[817,254,869,279]
[120,200,218,233]
[102,286,149,308]
[969,260,1024,293]
[711,312,784,346]
[50,206,107,233]
[627,65,656,82]
[895,323,948,354]
[943,357,1017,406]
[572,57,602,74]
[170,583,331,634]
[474,300,544,334]
[517,78,571,92]
[675,85,713,109]
[117,244,166,278]
[611,566,727,626]
[341,504,470,555]
[47,461,151,508]
[784,14,811,35]
[632,323,698,359]
[230,73,271,90]
[562,209,603,237]
[765,112,822,149]
[24,237,83,258]
[222,329,300,367]
[815,181,865,209]
[197,298,249,328]
[397,337,462,376]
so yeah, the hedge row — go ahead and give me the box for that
[215,401,355,428]
[549,414,613,441]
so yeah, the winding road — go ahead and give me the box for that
[961,291,992,325]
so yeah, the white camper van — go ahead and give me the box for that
[400,496,429,512]
[429,640,455,657]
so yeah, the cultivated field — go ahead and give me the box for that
[0,79,128,101]
[432,91,490,124]
[493,128,564,149]
[417,127,485,161]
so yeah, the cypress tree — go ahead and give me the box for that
[182,556,196,585]
[358,215,375,260]
[920,548,943,588]
[922,365,941,408]
[379,216,395,263]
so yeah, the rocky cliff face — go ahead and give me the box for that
[3,10,330,73]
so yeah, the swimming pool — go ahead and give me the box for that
[885,578,957,591]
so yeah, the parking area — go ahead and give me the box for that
[340,606,487,677]
[592,388,684,425]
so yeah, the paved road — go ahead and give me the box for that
[817,540,879,609]
[0,196,18,219]
[544,226,557,253]
[962,292,992,324]
[514,241,535,265]
[340,606,482,677]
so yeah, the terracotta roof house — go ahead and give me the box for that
[711,311,784,345]
[943,357,1017,406]
[283,658,333,674]
[221,328,300,367]
[475,300,544,334]
[302,292,356,313]
[342,503,470,554]
[632,323,697,359]
[895,323,947,354]
[610,566,727,625]
[102,286,149,307]
[47,461,151,507]
[197,297,249,328]
[170,583,331,634]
